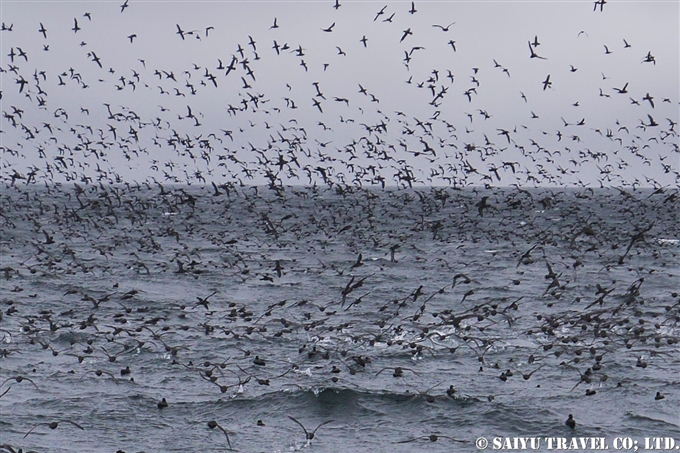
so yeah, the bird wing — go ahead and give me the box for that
[287,415,309,437]
[393,437,421,444]
[61,419,84,430]
[311,419,334,434]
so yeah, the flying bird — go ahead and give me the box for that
[642,51,656,65]
[593,0,606,12]
[613,82,628,94]
[207,420,234,450]
[287,415,334,443]
[395,434,466,444]
[176,24,186,40]
[90,51,102,68]
[25,420,85,438]
[542,74,552,90]
[432,22,455,31]
[374,5,387,21]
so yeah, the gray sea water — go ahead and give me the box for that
[0,184,678,452]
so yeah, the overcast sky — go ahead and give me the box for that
[1,0,678,187]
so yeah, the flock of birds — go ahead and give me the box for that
[0,0,677,190]
[0,180,678,451]
[0,0,678,452]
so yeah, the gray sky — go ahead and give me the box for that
[1,0,678,187]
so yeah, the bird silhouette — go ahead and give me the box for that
[432,22,455,32]
[542,74,552,90]
[207,420,235,450]
[24,420,85,438]
[287,416,333,443]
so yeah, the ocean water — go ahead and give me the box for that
[0,184,678,452]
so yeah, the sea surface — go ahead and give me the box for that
[0,184,678,452]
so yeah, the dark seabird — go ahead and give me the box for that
[287,415,333,442]
[24,420,85,438]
